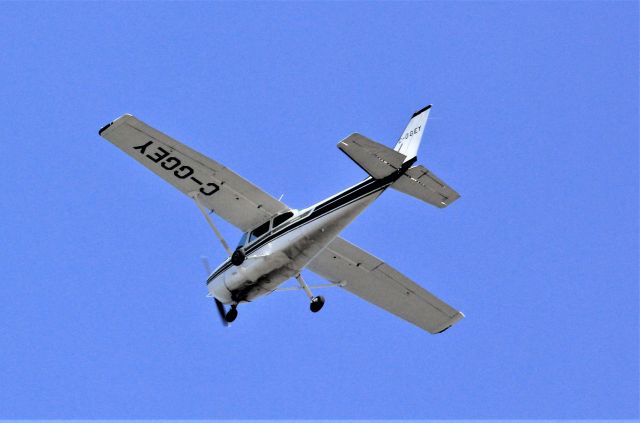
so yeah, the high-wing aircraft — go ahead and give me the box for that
[99,105,464,334]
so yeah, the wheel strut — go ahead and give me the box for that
[295,274,325,313]
[191,193,233,257]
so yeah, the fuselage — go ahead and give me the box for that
[207,175,396,304]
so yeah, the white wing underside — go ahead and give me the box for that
[307,237,464,334]
[99,114,288,232]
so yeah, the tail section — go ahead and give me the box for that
[337,104,432,179]
[394,105,431,162]
[337,104,460,208]
[391,106,460,208]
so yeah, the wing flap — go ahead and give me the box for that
[100,114,288,232]
[307,237,463,334]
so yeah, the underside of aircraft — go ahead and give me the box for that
[99,105,464,334]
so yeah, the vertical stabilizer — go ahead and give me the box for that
[394,105,431,161]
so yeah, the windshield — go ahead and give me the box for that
[248,221,270,243]
[237,232,249,248]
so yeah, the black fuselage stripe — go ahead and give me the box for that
[240,177,381,255]
[207,183,385,283]
[206,158,417,284]
[206,178,390,284]
[207,187,385,284]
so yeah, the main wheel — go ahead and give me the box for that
[231,248,245,266]
[225,306,238,323]
[310,296,325,313]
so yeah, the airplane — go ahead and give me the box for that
[98,105,464,334]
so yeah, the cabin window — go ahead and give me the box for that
[272,211,294,230]
[248,221,270,243]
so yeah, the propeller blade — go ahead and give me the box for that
[201,256,229,327]
[200,256,212,275]
[215,298,229,327]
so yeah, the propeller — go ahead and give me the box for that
[201,256,229,327]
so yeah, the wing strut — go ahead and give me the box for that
[201,257,229,327]
[191,193,233,257]
[275,281,345,292]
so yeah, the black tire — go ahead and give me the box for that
[310,296,325,313]
[231,248,245,266]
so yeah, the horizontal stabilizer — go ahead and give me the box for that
[338,133,407,179]
[391,165,460,208]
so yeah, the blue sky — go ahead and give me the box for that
[0,1,637,419]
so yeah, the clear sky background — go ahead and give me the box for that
[0,1,637,420]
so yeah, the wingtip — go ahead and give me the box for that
[98,121,113,136]
[411,104,432,118]
[98,113,133,136]
[434,311,465,334]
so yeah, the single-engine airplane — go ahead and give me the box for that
[99,105,464,334]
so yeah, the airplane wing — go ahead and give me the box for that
[307,237,464,334]
[99,114,288,232]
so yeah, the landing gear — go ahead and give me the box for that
[225,305,238,323]
[295,274,326,313]
[310,295,325,313]
[231,248,246,266]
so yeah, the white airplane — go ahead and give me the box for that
[99,105,464,334]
